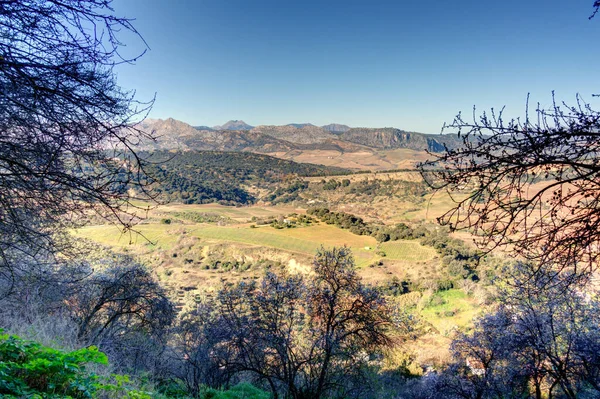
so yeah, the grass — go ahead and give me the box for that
[380,240,437,262]
[76,222,380,267]
[74,224,181,250]
[420,289,482,336]
[399,190,466,221]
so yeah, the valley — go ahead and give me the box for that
[4,1,598,397]
[76,153,491,368]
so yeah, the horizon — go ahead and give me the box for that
[115,0,600,133]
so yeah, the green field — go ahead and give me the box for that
[380,240,437,262]
[420,289,482,335]
[76,199,484,367]
[77,222,381,266]
[76,219,440,270]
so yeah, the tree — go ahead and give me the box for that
[429,263,600,399]
[69,259,174,374]
[71,260,174,343]
[0,0,154,279]
[170,302,232,397]
[198,247,395,399]
[419,4,600,285]
[421,95,600,284]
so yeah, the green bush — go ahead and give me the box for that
[0,332,107,398]
[0,332,170,399]
[201,383,270,399]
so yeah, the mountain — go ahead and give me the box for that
[136,118,295,152]
[213,120,254,130]
[136,118,202,150]
[287,123,315,129]
[135,118,462,170]
[339,128,462,151]
[193,125,214,131]
[251,125,337,144]
[322,124,351,134]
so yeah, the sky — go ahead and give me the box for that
[113,0,600,133]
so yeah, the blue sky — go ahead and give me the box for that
[113,0,600,133]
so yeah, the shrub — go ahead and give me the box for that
[201,383,270,399]
[0,332,107,398]
[0,332,175,399]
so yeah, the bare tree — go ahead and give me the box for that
[169,302,232,396]
[418,4,600,285]
[196,247,395,399]
[420,94,600,283]
[71,259,174,344]
[68,258,174,373]
[0,0,155,279]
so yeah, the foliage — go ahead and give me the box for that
[307,207,373,236]
[143,151,349,205]
[264,180,309,204]
[0,332,199,399]
[429,264,600,399]
[0,254,175,377]
[200,383,270,399]
[307,207,430,243]
[0,332,107,398]
[169,212,233,225]
[420,231,482,279]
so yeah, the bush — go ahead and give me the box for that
[202,383,270,399]
[0,332,107,398]
[0,332,177,399]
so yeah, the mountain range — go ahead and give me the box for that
[135,118,462,171]
[139,118,460,153]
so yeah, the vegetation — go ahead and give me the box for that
[0,333,109,398]
[5,1,600,398]
[0,332,272,399]
[143,151,350,205]
[421,95,600,282]
[413,5,600,398]
[429,264,600,399]
[0,0,155,283]
[307,206,430,242]
[420,231,483,280]
[175,247,397,399]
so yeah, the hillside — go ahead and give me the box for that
[339,128,463,151]
[143,150,351,205]
[250,124,337,144]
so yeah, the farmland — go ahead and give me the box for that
[75,168,488,368]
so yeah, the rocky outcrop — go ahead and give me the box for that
[339,128,461,151]
[321,123,351,133]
